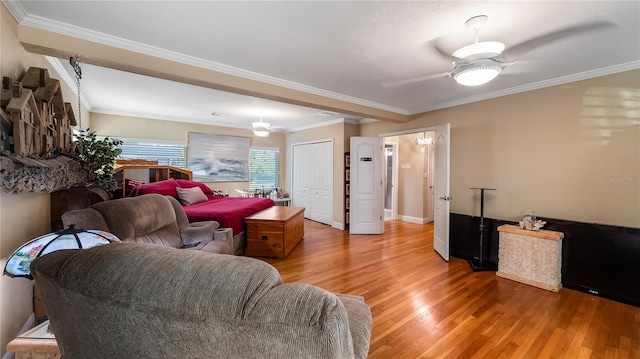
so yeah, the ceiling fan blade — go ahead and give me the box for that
[505,20,617,58]
[424,37,458,62]
[382,73,449,88]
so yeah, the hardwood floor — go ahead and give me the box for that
[258,220,640,359]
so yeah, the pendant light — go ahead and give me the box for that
[252,115,270,137]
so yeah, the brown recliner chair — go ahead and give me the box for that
[62,194,237,254]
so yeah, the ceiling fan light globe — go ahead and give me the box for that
[252,121,271,137]
[452,41,505,59]
[454,66,502,86]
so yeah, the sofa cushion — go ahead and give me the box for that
[90,195,183,248]
[176,186,208,206]
[180,222,218,247]
[165,196,190,229]
[336,294,373,359]
[131,178,179,197]
[175,179,214,195]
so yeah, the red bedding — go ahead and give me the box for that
[182,196,274,236]
[130,179,274,236]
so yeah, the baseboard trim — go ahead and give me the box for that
[3,313,35,359]
[332,221,345,231]
[397,215,430,224]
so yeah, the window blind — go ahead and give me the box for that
[118,140,187,169]
[249,147,279,191]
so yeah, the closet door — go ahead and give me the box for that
[310,141,332,225]
[291,141,333,226]
[292,144,311,218]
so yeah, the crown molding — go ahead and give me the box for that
[289,118,351,133]
[343,118,361,125]
[411,61,640,115]
[1,0,28,23]
[14,12,409,116]
[90,108,295,133]
[357,118,378,124]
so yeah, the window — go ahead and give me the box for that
[249,147,279,191]
[118,138,187,169]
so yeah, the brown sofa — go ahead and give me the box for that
[62,194,240,254]
[32,243,372,358]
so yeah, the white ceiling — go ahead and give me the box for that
[4,1,640,132]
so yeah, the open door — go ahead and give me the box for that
[433,124,451,261]
[349,137,384,234]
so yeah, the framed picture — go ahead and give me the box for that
[188,133,249,182]
[345,154,350,168]
[346,183,350,196]
[346,169,350,181]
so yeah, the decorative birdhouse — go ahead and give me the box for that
[6,83,41,157]
[0,109,13,153]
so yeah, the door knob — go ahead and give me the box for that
[438,196,452,201]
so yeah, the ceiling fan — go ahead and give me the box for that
[383,15,615,88]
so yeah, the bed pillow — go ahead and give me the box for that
[176,186,209,206]
[175,179,214,195]
[131,178,179,197]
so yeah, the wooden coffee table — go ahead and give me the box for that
[6,321,60,359]
[245,206,304,258]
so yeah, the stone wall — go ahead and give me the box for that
[0,155,91,194]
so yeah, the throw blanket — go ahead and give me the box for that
[183,196,274,235]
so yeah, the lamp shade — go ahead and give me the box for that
[452,58,503,87]
[252,121,270,137]
[452,41,505,60]
[3,225,120,279]
[454,65,501,86]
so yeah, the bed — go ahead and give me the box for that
[130,178,274,237]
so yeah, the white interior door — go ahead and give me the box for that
[383,144,397,220]
[426,137,435,223]
[292,141,332,225]
[310,141,332,225]
[292,144,311,217]
[350,137,384,234]
[433,124,451,261]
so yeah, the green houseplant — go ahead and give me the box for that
[74,129,123,193]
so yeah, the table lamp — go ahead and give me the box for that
[3,225,120,280]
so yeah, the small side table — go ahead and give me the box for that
[497,224,564,292]
[6,321,60,359]
[273,198,291,206]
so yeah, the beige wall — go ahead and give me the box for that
[362,70,640,228]
[344,123,360,152]
[396,133,428,220]
[383,133,432,222]
[90,113,286,196]
[0,4,86,354]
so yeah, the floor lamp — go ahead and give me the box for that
[468,187,497,271]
